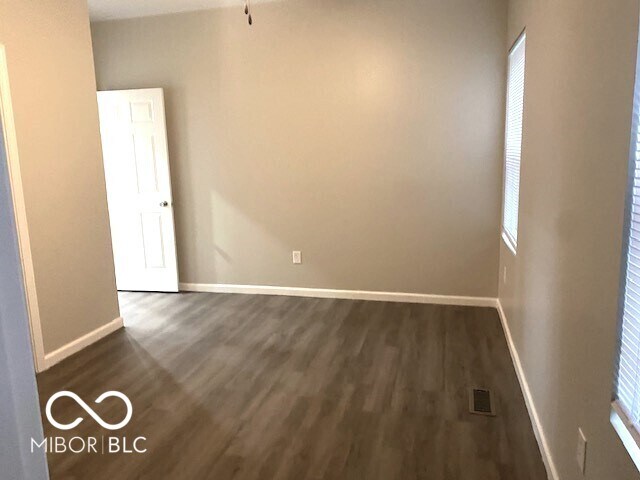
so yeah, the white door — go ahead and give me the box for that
[97,88,179,292]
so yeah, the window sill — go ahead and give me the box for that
[502,231,517,256]
[611,402,640,472]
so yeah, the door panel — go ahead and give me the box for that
[97,88,178,292]
[133,134,159,193]
[140,212,165,269]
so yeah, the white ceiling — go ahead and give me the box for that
[88,0,271,22]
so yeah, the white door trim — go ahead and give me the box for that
[0,45,46,372]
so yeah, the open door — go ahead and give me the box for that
[97,88,179,292]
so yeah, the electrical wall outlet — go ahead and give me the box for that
[577,428,587,475]
[292,251,302,264]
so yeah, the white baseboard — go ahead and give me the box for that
[496,300,559,480]
[179,282,497,308]
[43,317,124,370]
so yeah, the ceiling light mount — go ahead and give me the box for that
[244,0,253,25]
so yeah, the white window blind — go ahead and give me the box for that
[615,69,640,439]
[503,33,526,250]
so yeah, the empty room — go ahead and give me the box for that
[2,0,640,479]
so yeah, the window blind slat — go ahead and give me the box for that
[502,34,526,249]
[615,52,640,431]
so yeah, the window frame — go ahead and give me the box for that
[501,31,527,256]
[611,29,640,471]
[611,403,640,471]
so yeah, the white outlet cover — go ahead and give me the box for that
[577,428,587,475]
[292,251,301,264]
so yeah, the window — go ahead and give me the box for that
[612,36,640,472]
[502,33,526,253]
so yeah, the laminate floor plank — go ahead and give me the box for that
[37,292,547,480]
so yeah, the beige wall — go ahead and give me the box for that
[91,0,507,297]
[500,0,640,478]
[0,0,119,354]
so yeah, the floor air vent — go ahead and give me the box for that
[469,388,496,416]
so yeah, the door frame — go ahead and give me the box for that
[0,44,46,372]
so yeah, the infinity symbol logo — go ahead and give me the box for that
[45,391,133,431]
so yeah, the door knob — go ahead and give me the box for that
[160,201,169,207]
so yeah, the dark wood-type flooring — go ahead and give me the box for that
[37,292,547,480]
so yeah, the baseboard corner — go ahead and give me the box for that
[43,316,124,371]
